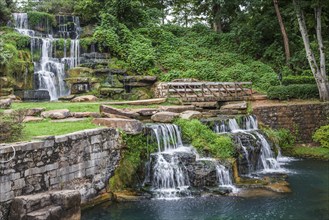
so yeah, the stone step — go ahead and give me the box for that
[26,205,62,220]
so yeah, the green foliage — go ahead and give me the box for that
[0,31,30,50]
[0,110,25,143]
[80,37,95,51]
[262,128,295,150]
[175,119,234,158]
[0,0,14,26]
[127,38,155,72]
[267,84,319,100]
[313,125,329,149]
[27,11,57,29]
[282,75,316,85]
[0,39,13,65]
[109,133,157,190]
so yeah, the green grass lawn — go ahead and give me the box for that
[11,101,175,112]
[12,102,101,112]
[22,119,101,141]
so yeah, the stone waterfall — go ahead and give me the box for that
[144,124,235,199]
[12,13,81,100]
[212,115,283,175]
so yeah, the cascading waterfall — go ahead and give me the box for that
[214,115,282,174]
[146,124,235,198]
[12,13,81,100]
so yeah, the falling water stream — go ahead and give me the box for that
[12,13,80,100]
[146,124,235,199]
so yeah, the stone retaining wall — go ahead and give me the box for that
[253,103,329,142]
[0,128,122,219]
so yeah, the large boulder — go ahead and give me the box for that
[151,111,179,123]
[71,95,98,102]
[100,105,140,119]
[41,109,71,119]
[180,110,202,120]
[158,105,195,113]
[92,118,143,134]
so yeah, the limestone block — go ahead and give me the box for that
[158,105,195,113]
[151,111,179,123]
[72,112,101,118]
[179,110,202,120]
[70,95,98,102]
[92,118,143,134]
[23,116,44,123]
[41,109,71,119]
[26,108,45,116]
[100,105,140,119]
[132,108,158,116]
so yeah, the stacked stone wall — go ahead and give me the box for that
[0,128,122,219]
[253,103,329,142]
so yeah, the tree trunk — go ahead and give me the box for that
[212,3,222,33]
[293,0,329,101]
[273,0,291,64]
[315,6,329,101]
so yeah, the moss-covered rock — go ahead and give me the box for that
[67,67,93,77]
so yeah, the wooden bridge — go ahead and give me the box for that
[158,82,253,102]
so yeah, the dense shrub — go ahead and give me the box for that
[0,110,26,143]
[267,84,319,100]
[282,75,316,85]
[175,119,234,158]
[313,125,329,148]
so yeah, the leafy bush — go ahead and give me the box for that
[282,75,316,85]
[267,84,319,100]
[175,119,234,158]
[127,38,155,72]
[0,110,26,143]
[313,125,329,148]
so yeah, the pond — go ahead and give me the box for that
[82,159,329,220]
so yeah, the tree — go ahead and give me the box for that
[273,0,290,64]
[293,0,329,101]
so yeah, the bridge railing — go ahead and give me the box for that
[158,82,252,102]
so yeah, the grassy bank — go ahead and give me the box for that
[289,145,329,161]
[22,119,100,141]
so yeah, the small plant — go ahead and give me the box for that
[0,109,26,143]
[313,125,329,148]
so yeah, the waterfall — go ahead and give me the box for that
[12,13,81,100]
[146,123,235,198]
[214,115,282,174]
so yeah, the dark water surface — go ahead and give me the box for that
[82,159,329,220]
